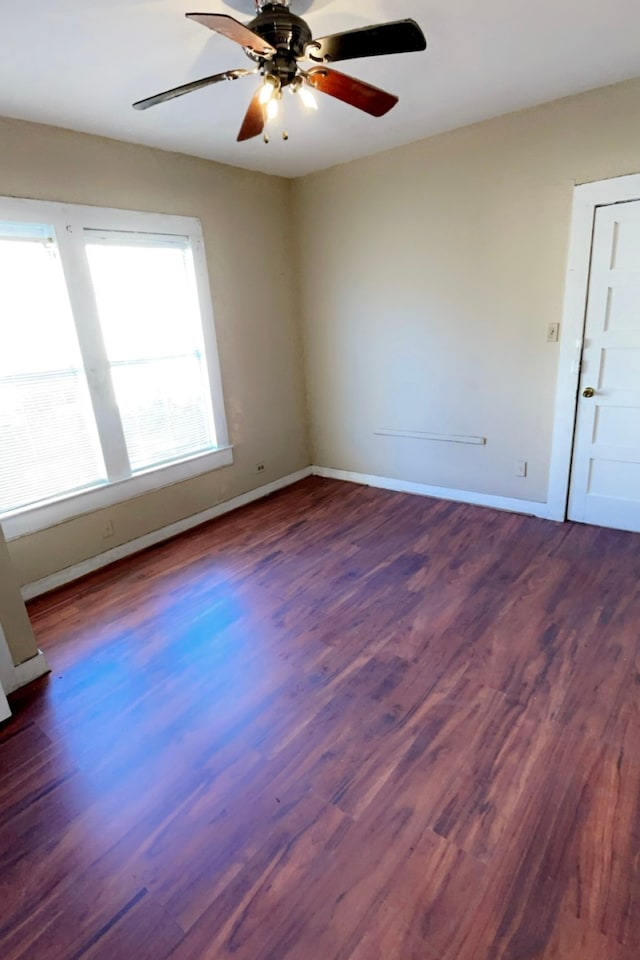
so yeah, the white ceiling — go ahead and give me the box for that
[2,0,640,179]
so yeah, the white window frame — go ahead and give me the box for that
[0,197,232,541]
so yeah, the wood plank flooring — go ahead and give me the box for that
[2,476,640,959]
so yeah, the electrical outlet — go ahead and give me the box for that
[256,463,266,474]
[515,460,528,478]
[102,519,114,539]
[547,322,560,343]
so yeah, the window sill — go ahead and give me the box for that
[1,445,234,540]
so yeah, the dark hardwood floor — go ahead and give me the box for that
[1,477,640,959]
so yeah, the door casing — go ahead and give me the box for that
[547,172,640,521]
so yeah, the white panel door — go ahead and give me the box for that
[569,200,640,532]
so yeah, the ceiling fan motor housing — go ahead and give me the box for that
[247,3,313,86]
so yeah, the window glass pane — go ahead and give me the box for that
[84,233,216,471]
[0,230,106,513]
[111,357,212,471]
[0,232,85,376]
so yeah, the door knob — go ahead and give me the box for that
[583,387,596,399]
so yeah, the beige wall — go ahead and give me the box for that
[0,117,310,586]
[0,524,38,665]
[5,74,640,590]
[293,76,640,504]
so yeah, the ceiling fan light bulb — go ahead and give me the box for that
[259,77,277,105]
[266,98,280,122]
[299,87,318,111]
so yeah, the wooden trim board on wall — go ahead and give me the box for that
[10,463,561,697]
[0,624,15,717]
[313,467,549,519]
[0,626,48,705]
[21,469,314,600]
[21,465,552,602]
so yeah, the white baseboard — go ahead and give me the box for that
[22,468,313,600]
[0,689,9,723]
[0,624,16,707]
[21,463,555,602]
[312,466,551,519]
[9,650,50,694]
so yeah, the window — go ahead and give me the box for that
[0,199,231,539]
[0,223,107,513]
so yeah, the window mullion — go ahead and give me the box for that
[191,235,229,446]
[54,220,131,481]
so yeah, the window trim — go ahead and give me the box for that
[0,197,232,540]
[2,445,233,540]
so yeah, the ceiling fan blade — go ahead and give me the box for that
[306,68,398,118]
[133,69,253,110]
[186,13,276,57]
[307,19,426,64]
[237,88,265,142]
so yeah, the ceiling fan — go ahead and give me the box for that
[133,0,427,143]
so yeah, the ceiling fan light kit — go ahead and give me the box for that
[133,0,427,144]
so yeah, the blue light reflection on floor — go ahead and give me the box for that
[43,576,280,815]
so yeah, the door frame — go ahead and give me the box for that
[547,172,640,521]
